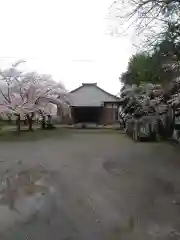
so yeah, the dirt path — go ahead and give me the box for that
[0,130,180,239]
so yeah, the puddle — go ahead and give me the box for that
[0,162,56,233]
[103,160,129,176]
[147,223,175,238]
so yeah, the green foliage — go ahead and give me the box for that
[120,52,163,86]
[120,25,180,87]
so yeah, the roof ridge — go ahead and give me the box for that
[70,83,119,100]
[82,82,97,85]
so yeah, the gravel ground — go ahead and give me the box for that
[0,130,180,239]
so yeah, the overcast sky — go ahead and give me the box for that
[0,0,133,94]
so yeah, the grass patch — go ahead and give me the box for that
[0,127,69,142]
[65,129,121,134]
[0,127,122,142]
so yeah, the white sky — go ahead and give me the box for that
[0,0,133,94]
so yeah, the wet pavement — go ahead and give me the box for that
[0,130,180,239]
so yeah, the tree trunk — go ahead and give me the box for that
[7,115,12,124]
[47,115,51,124]
[27,113,34,132]
[47,115,52,129]
[119,116,126,129]
[16,115,21,133]
[23,117,28,125]
[41,115,46,129]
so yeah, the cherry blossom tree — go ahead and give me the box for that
[18,71,70,130]
[0,61,70,132]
